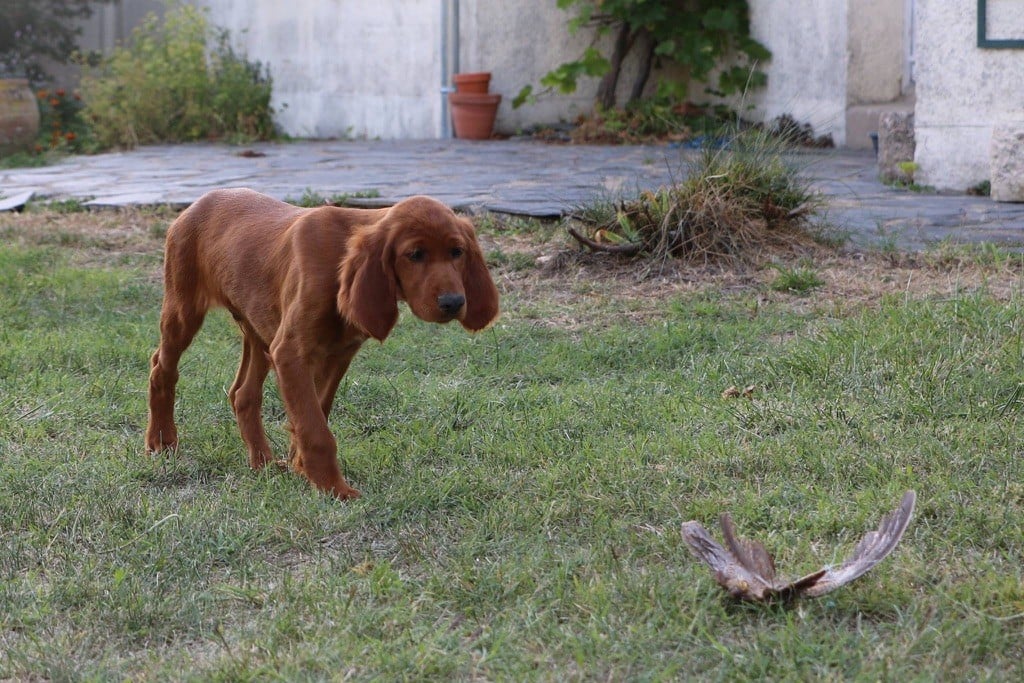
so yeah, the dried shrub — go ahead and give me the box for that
[567,127,826,266]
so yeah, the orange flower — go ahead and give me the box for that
[37,90,48,99]
[50,98,60,107]
[56,88,66,97]
[65,132,76,141]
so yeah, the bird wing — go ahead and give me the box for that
[719,513,778,583]
[719,513,827,601]
[681,518,776,600]
[800,490,916,598]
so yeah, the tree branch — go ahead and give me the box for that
[567,227,642,255]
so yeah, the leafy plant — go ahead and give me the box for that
[567,98,710,144]
[0,150,52,169]
[883,161,935,194]
[0,0,114,83]
[34,87,94,153]
[898,161,919,182]
[967,180,991,197]
[79,3,275,149]
[28,197,95,213]
[514,0,770,109]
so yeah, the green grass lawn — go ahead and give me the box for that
[1,210,1022,681]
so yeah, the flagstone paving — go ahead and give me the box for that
[3,139,1023,250]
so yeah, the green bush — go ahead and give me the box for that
[79,4,275,149]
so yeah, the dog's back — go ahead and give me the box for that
[164,189,296,306]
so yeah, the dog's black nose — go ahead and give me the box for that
[438,293,466,316]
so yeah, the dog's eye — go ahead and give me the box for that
[407,248,425,262]
[450,247,464,259]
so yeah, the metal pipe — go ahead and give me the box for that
[441,0,460,138]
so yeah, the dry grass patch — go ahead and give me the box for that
[485,223,1024,330]
[4,204,1022,329]
[0,204,175,275]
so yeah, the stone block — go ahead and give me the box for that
[990,122,1024,202]
[877,112,915,184]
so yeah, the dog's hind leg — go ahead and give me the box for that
[229,330,275,469]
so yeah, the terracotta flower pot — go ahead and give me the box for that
[453,72,492,94]
[0,79,40,155]
[449,92,502,140]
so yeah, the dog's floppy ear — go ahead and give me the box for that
[458,219,500,332]
[338,224,399,341]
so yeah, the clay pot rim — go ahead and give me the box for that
[449,92,502,104]
[453,71,492,81]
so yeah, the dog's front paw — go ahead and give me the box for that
[328,481,362,500]
[145,426,178,453]
[248,450,279,470]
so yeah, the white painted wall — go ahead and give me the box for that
[198,0,441,139]
[190,0,861,144]
[79,1,859,144]
[914,0,1024,191]
[847,0,904,104]
[744,0,850,145]
[46,0,165,89]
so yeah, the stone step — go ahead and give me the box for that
[846,99,915,151]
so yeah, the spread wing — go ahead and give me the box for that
[682,490,917,602]
[800,490,916,598]
[681,516,777,601]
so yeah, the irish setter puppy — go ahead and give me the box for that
[145,189,500,499]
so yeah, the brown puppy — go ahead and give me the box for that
[145,189,500,499]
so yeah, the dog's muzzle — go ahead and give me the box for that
[437,292,466,319]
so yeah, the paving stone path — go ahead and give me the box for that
[3,139,1023,250]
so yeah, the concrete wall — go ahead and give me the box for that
[847,0,905,104]
[471,0,864,145]
[744,0,850,145]
[191,0,864,143]
[69,0,861,144]
[83,0,165,51]
[915,0,1024,191]
[197,0,677,138]
[198,0,440,139]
